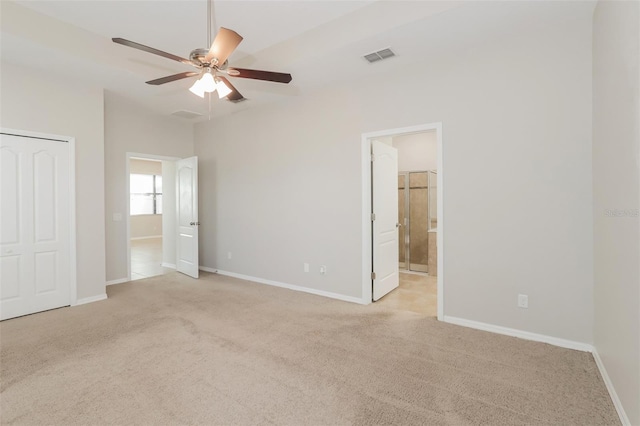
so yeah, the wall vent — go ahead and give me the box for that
[363,48,395,63]
[171,110,203,119]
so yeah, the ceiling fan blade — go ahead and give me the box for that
[146,72,199,86]
[217,76,244,102]
[112,38,196,67]
[204,28,243,65]
[227,68,292,84]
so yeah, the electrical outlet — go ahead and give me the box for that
[227,252,232,259]
[304,263,309,273]
[320,265,327,275]
[518,294,528,309]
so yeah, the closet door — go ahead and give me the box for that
[1,133,71,320]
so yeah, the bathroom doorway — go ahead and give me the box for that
[362,123,443,319]
[391,130,439,317]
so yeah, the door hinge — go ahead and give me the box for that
[371,213,376,221]
[371,272,376,280]
[371,153,375,162]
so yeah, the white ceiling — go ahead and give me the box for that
[0,0,594,121]
[14,0,375,61]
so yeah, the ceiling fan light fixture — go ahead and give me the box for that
[215,78,233,98]
[189,79,205,98]
[200,71,216,93]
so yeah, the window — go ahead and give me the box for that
[130,174,162,215]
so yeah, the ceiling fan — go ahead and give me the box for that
[112,0,292,102]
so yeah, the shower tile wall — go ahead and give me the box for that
[428,232,437,276]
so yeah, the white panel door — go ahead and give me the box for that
[1,133,71,320]
[176,156,199,278]
[372,141,399,301]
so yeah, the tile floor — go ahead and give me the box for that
[376,271,437,316]
[130,237,173,281]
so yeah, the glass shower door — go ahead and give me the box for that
[408,172,429,272]
[398,171,430,273]
[398,174,408,270]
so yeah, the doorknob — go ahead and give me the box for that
[396,223,401,228]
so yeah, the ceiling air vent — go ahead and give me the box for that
[363,48,395,63]
[171,110,203,119]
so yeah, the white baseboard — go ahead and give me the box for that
[199,266,218,273]
[130,235,162,241]
[208,268,366,305]
[106,278,129,286]
[75,294,108,306]
[161,262,176,269]
[442,315,593,352]
[592,349,631,426]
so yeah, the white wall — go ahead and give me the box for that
[195,88,363,297]
[0,62,106,300]
[129,158,163,239]
[130,216,162,239]
[393,131,437,172]
[104,92,194,281]
[195,8,595,343]
[373,136,393,146]
[361,10,594,344]
[130,158,162,175]
[592,1,640,424]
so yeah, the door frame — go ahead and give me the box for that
[1,127,77,306]
[125,152,180,281]
[361,122,444,320]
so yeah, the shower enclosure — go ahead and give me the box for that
[398,171,437,273]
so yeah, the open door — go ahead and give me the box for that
[372,140,399,301]
[176,156,199,278]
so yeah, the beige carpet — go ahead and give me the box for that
[1,272,619,425]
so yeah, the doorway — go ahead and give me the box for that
[126,153,180,282]
[361,123,443,320]
[129,157,168,280]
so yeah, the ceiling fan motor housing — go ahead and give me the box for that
[189,49,228,69]
[189,48,209,65]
